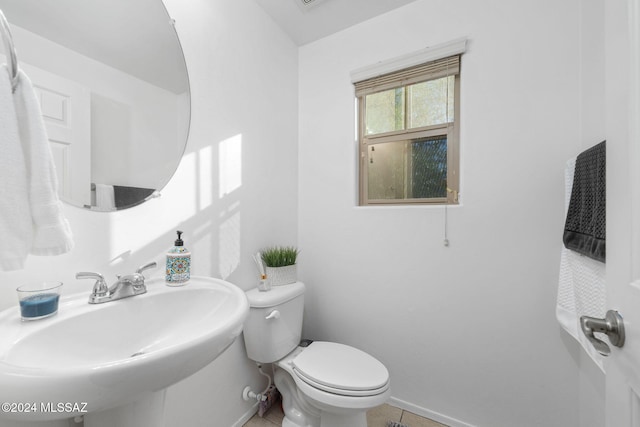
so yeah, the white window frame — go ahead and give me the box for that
[352,39,466,206]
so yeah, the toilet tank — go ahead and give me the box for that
[243,282,305,363]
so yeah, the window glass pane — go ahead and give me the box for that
[407,76,455,129]
[411,136,447,198]
[367,135,447,200]
[365,88,405,135]
[367,142,407,200]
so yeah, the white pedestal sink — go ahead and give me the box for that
[0,276,248,424]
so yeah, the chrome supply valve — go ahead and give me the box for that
[76,261,158,304]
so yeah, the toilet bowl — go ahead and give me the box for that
[243,282,390,427]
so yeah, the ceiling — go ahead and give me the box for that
[253,0,420,46]
[0,0,418,93]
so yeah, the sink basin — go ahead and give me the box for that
[0,276,248,421]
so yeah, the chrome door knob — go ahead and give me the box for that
[580,310,625,356]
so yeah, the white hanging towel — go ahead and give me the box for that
[0,65,32,270]
[95,184,115,211]
[13,69,73,257]
[556,158,606,372]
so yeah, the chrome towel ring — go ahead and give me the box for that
[0,9,18,93]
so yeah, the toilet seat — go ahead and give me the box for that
[292,342,389,397]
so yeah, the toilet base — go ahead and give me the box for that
[280,408,367,427]
[274,363,373,427]
[276,366,320,427]
[318,411,367,427]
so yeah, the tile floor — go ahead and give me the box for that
[242,402,448,427]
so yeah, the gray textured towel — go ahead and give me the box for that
[563,141,606,262]
[113,185,155,209]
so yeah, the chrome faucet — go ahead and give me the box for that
[76,262,157,304]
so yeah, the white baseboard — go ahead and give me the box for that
[231,402,258,427]
[388,396,477,427]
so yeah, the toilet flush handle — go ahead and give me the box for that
[265,310,280,320]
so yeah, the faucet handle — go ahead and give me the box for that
[136,261,157,276]
[76,272,109,298]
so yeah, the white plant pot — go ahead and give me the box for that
[266,265,297,286]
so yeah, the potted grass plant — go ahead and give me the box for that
[261,246,299,286]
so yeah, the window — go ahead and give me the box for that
[355,54,460,205]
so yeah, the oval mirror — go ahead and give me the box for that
[0,0,190,211]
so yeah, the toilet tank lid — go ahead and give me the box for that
[245,281,305,308]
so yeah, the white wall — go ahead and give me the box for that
[0,0,298,426]
[298,0,601,426]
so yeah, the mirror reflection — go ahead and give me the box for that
[0,0,190,211]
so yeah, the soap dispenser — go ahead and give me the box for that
[166,230,191,286]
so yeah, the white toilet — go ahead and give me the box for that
[243,282,390,427]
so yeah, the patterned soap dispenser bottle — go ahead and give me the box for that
[166,230,191,286]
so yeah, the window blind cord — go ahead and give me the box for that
[443,204,450,247]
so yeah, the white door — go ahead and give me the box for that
[604,0,640,425]
[20,62,91,207]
